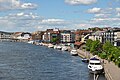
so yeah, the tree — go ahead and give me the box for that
[102,41,113,54]
[90,40,102,55]
[51,38,59,43]
[86,39,93,51]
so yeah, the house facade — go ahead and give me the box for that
[60,30,75,43]
[89,31,105,43]
[13,32,31,42]
[42,29,60,43]
[0,31,13,41]
[32,31,44,41]
[102,29,120,46]
[75,30,91,43]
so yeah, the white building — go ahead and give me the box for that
[102,29,120,46]
[89,29,120,46]
[60,31,75,43]
[89,31,105,43]
[0,31,13,41]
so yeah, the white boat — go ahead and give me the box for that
[56,45,62,50]
[70,49,78,56]
[61,46,68,51]
[27,41,34,44]
[81,58,89,63]
[39,42,43,46]
[54,45,57,49]
[88,56,104,74]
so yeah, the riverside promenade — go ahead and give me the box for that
[77,49,120,80]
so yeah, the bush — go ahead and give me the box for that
[82,46,86,49]
[86,47,90,51]
[100,52,107,59]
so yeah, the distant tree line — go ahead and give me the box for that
[85,39,120,67]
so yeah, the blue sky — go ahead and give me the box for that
[0,0,120,32]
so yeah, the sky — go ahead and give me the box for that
[0,0,120,32]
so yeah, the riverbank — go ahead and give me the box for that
[77,49,120,80]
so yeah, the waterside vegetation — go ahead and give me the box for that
[86,39,120,67]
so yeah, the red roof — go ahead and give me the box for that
[74,42,84,46]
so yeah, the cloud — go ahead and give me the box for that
[40,19,68,26]
[0,12,41,32]
[117,13,120,17]
[87,7,102,14]
[65,0,97,5]
[0,12,71,32]
[89,17,120,27]
[95,13,111,18]
[116,8,120,12]
[0,0,37,11]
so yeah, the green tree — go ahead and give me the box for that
[86,39,93,51]
[51,38,59,43]
[90,40,102,55]
[102,41,113,54]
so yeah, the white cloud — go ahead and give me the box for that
[95,13,111,18]
[87,7,120,28]
[0,12,41,32]
[0,13,71,32]
[40,19,68,26]
[65,0,97,5]
[0,0,37,11]
[16,12,24,16]
[87,7,101,13]
[74,23,92,29]
[89,17,120,27]
[117,13,120,17]
[21,3,37,9]
[116,8,120,12]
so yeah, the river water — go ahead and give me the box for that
[0,42,106,80]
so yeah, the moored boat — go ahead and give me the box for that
[70,49,78,56]
[48,44,54,48]
[81,58,89,63]
[56,45,62,50]
[61,46,68,51]
[88,56,104,74]
[27,40,34,44]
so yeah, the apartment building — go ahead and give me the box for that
[102,29,120,46]
[0,31,13,40]
[42,28,60,43]
[60,30,75,43]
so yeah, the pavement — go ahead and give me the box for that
[77,49,120,80]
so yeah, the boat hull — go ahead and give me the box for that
[88,68,104,74]
[71,53,78,56]
[81,58,89,63]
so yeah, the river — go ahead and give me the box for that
[0,42,106,80]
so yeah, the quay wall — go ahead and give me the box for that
[76,49,120,80]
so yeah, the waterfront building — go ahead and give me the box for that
[13,32,32,42]
[75,30,91,43]
[0,31,13,41]
[88,28,120,46]
[102,28,120,46]
[89,31,105,43]
[74,30,91,48]
[60,30,75,43]
[42,28,60,43]
[32,31,44,41]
